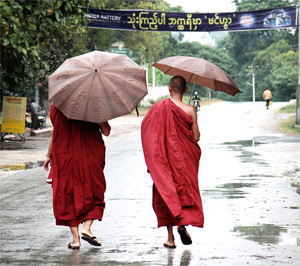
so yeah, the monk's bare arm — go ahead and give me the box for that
[100,121,111,136]
[189,106,200,142]
[44,137,52,171]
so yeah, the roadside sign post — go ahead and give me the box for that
[0,96,27,142]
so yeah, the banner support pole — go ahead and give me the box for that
[296,3,300,126]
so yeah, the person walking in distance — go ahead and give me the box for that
[263,89,272,109]
[30,99,41,130]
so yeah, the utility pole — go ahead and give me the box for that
[35,80,39,104]
[152,65,155,90]
[296,1,300,126]
[252,71,255,103]
[246,66,256,102]
[35,58,40,105]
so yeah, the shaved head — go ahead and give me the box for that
[169,76,187,94]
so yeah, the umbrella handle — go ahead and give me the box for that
[188,82,196,105]
[135,106,139,117]
[188,76,198,105]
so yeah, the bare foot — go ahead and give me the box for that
[81,228,93,237]
[164,232,176,248]
[67,241,80,249]
[163,240,176,248]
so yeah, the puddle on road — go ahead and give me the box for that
[291,182,300,188]
[202,188,246,199]
[223,140,263,147]
[203,182,258,200]
[239,174,275,179]
[217,183,258,189]
[233,224,287,245]
[289,206,300,209]
[222,139,268,165]
[238,151,267,165]
[0,161,44,171]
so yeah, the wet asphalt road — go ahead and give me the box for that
[0,102,300,266]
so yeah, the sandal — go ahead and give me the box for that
[67,242,80,250]
[177,226,192,245]
[81,233,101,246]
[163,242,176,248]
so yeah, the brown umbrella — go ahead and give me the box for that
[152,56,241,96]
[49,51,147,124]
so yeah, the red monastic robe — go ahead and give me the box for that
[50,105,106,227]
[141,99,204,228]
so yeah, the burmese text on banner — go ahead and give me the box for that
[82,6,296,32]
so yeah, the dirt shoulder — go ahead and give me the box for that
[254,102,300,193]
[257,102,295,133]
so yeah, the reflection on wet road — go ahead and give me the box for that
[233,224,287,245]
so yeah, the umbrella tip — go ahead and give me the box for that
[95,69,97,72]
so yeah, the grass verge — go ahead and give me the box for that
[277,102,296,113]
[277,102,300,135]
[277,115,300,135]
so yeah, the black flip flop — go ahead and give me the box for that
[81,235,101,246]
[177,228,192,245]
[67,242,80,249]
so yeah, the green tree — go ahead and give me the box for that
[0,0,89,100]
[251,39,297,101]
[219,0,298,101]
[270,50,298,100]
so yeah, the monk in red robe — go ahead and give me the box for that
[141,76,204,248]
[43,105,111,249]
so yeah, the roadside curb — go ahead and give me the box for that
[30,128,53,137]
[2,134,17,140]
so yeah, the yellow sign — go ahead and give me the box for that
[1,96,27,134]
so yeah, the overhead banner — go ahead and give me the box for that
[1,97,26,134]
[83,6,296,32]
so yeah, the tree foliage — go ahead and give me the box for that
[0,0,298,103]
[218,0,298,101]
[0,0,89,99]
[270,50,298,100]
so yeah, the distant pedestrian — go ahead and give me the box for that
[141,76,204,248]
[43,105,111,249]
[30,99,41,129]
[192,91,201,112]
[263,89,272,109]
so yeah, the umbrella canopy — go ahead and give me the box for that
[153,56,241,96]
[49,51,147,124]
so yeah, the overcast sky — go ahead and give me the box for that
[165,0,236,13]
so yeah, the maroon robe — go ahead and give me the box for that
[50,105,106,227]
[141,99,204,228]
